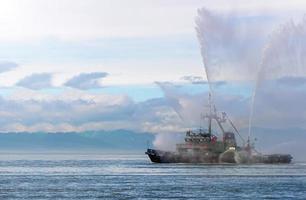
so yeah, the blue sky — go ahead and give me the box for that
[0,0,305,133]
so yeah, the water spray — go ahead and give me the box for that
[195,8,215,101]
[248,17,306,141]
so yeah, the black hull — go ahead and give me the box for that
[146,149,292,164]
[145,149,221,164]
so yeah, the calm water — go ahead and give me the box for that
[0,153,305,199]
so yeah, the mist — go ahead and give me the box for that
[153,133,184,151]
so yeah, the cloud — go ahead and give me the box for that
[0,0,198,41]
[155,78,306,133]
[0,8,305,136]
[276,76,306,87]
[251,78,306,129]
[64,72,108,90]
[0,0,305,42]
[16,73,53,90]
[0,78,304,137]
[181,75,207,84]
[0,89,135,132]
[0,62,18,73]
[0,84,201,133]
[157,82,249,129]
[0,6,304,88]
[181,75,227,87]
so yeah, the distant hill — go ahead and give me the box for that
[0,130,155,152]
[0,127,304,161]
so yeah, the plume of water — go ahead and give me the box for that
[195,8,264,104]
[247,48,267,140]
[196,7,263,143]
[195,8,214,95]
[195,8,236,99]
[261,17,306,77]
[248,16,306,138]
[196,8,306,142]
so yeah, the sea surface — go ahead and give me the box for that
[0,153,305,199]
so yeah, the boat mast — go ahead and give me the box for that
[208,93,212,135]
[206,93,227,138]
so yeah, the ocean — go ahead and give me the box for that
[0,153,305,199]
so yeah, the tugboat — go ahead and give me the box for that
[146,94,292,164]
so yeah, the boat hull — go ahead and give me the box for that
[146,149,292,164]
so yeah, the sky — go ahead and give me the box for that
[0,0,305,134]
